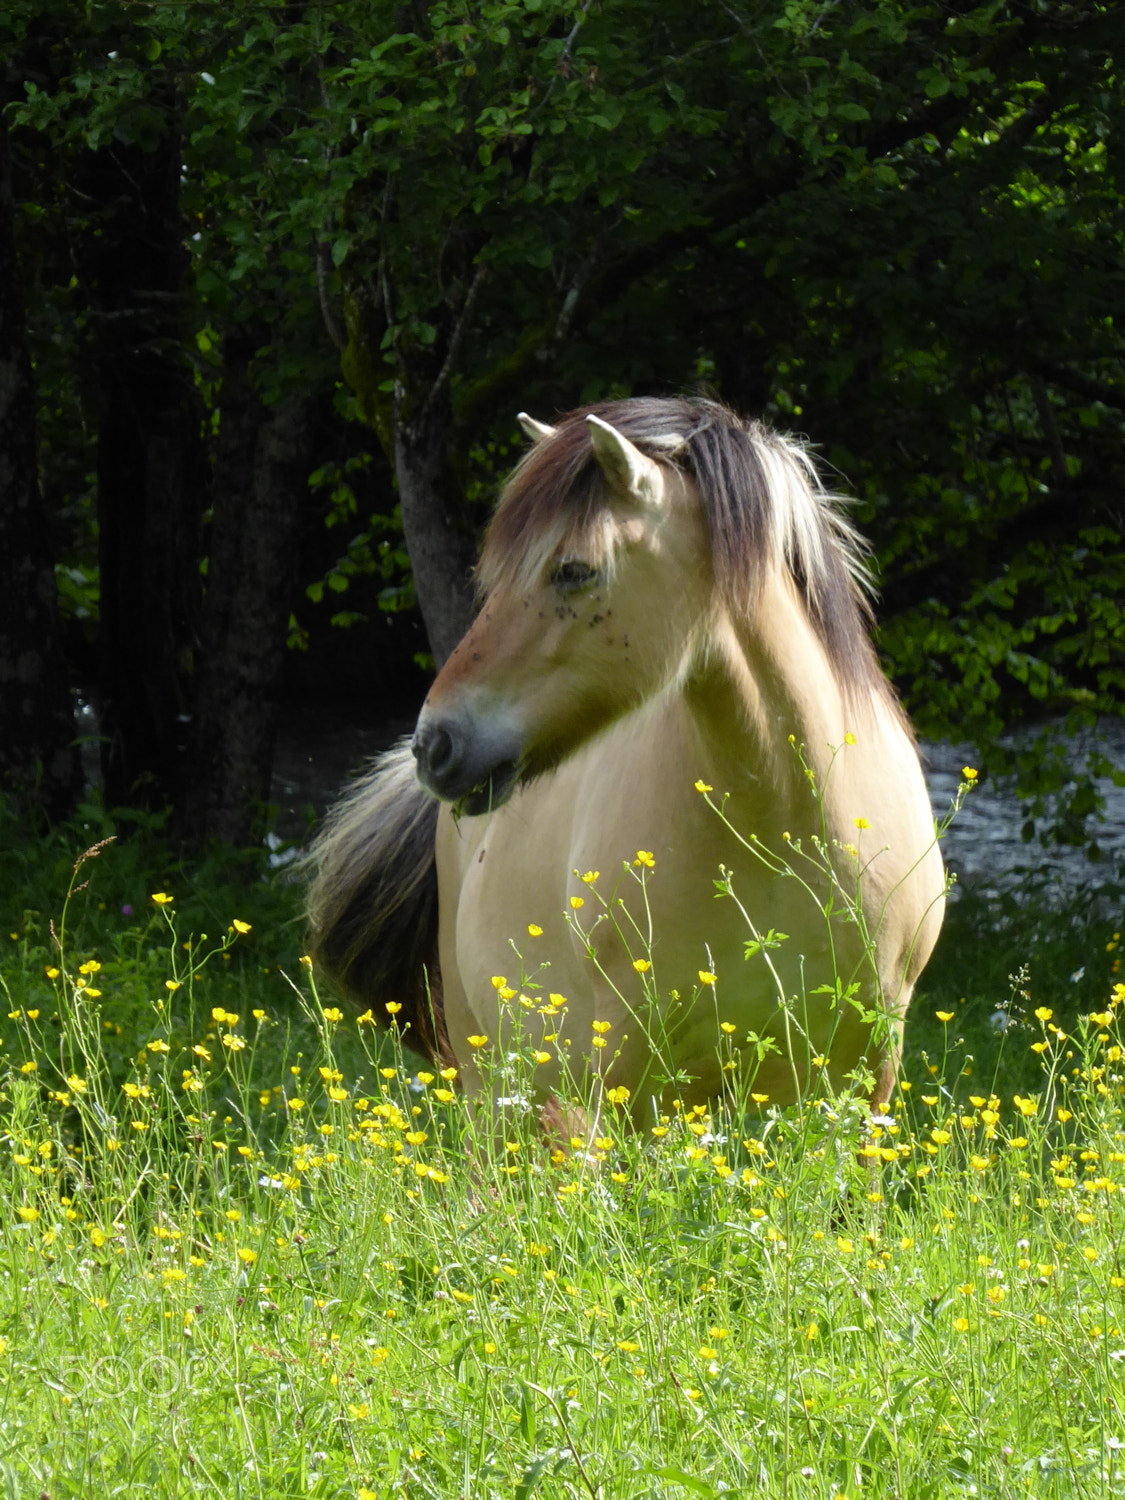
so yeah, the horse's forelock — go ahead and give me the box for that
[477,423,584,599]
[477,399,695,599]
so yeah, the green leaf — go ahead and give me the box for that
[920,68,949,99]
[518,1380,535,1445]
[645,1466,717,1496]
[514,1453,556,1500]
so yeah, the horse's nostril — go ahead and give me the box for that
[428,725,454,776]
[414,721,457,782]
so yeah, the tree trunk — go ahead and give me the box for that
[178,337,316,848]
[0,110,79,820]
[79,126,205,813]
[393,400,477,666]
[96,387,206,812]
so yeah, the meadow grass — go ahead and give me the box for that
[1,798,1124,1499]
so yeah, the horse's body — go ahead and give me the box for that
[308,398,944,1124]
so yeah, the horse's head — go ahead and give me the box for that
[412,409,713,814]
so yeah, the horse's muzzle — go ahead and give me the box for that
[411,711,523,815]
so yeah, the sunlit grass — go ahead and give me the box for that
[1,808,1124,1498]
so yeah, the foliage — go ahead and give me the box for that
[2,823,1125,1496]
[2,0,1122,837]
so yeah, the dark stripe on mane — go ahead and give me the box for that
[479,396,894,707]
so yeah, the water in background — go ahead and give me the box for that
[272,698,1125,899]
[921,721,1125,899]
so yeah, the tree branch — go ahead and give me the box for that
[554,228,611,344]
[423,261,488,422]
[315,243,347,353]
[1035,362,1125,414]
[534,0,594,115]
[1030,375,1070,491]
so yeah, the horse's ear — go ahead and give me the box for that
[517,412,557,443]
[586,414,665,508]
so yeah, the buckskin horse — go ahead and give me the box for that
[306,397,944,1128]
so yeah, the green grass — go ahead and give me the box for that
[1,800,1124,1499]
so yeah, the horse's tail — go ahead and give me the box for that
[305,740,447,1063]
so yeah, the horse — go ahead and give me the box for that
[306,397,945,1131]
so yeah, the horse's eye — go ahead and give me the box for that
[550,559,598,591]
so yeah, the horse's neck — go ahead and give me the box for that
[678,574,864,811]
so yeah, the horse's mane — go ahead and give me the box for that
[478,396,892,705]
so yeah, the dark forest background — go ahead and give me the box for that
[1,0,1122,855]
